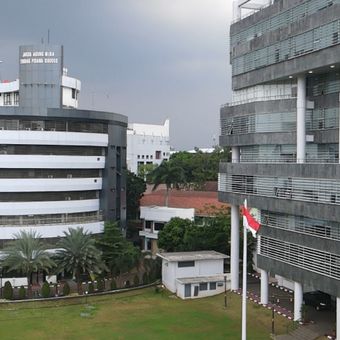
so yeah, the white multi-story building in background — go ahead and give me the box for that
[127,119,170,174]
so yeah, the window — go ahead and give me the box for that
[13,93,19,105]
[154,222,164,231]
[199,283,208,291]
[4,93,11,106]
[72,88,76,99]
[155,150,161,160]
[145,221,152,229]
[178,261,195,268]
[209,282,217,290]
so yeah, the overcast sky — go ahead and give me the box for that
[1,0,233,150]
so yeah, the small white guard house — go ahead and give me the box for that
[157,251,230,299]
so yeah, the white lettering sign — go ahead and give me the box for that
[20,51,58,65]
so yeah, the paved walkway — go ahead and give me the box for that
[235,274,336,340]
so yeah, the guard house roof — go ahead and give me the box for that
[156,251,229,262]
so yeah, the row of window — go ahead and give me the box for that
[0,119,108,133]
[0,92,19,106]
[259,235,340,280]
[0,145,104,156]
[237,144,338,164]
[0,211,102,226]
[233,19,340,75]
[0,191,98,202]
[219,173,340,205]
[231,0,337,46]
[0,169,100,179]
[137,151,168,160]
[221,107,338,137]
[261,210,340,241]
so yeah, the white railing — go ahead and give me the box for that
[259,235,340,280]
[261,211,340,241]
[219,173,340,205]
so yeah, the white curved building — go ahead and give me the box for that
[0,44,127,247]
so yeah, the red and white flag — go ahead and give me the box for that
[242,204,261,238]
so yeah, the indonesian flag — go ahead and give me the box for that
[242,204,261,238]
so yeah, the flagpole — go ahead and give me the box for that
[242,199,247,340]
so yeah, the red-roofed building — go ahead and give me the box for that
[139,189,230,254]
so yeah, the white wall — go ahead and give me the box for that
[0,130,108,146]
[0,178,102,192]
[162,261,177,293]
[140,206,195,223]
[0,199,99,215]
[0,221,104,239]
[0,155,105,169]
[127,119,170,174]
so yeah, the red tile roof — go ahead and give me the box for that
[140,189,230,216]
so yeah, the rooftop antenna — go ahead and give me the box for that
[47,29,50,44]
[41,37,44,44]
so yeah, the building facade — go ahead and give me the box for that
[219,0,340,328]
[0,44,127,247]
[127,119,170,175]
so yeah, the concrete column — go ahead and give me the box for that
[232,146,240,163]
[294,281,303,321]
[297,75,306,163]
[260,269,269,305]
[144,237,148,251]
[230,204,240,290]
[230,146,240,291]
[337,297,340,340]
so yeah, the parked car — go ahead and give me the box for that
[303,291,332,311]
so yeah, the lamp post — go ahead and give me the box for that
[271,294,275,335]
[224,275,227,308]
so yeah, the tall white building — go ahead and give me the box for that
[127,119,170,174]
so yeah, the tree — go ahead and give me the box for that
[96,222,141,277]
[54,227,105,293]
[1,230,55,298]
[158,215,231,254]
[126,170,146,220]
[149,161,185,206]
[168,147,230,189]
[158,218,194,252]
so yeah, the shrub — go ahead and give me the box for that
[97,279,105,292]
[110,279,117,290]
[133,275,139,286]
[3,281,13,300]
[62,282,70,296]
[41,282,50,298]
[18,285,26,300]
[88,282,94,294]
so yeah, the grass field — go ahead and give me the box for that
[0,287,292,339]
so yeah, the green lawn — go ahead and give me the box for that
[0,288,292,339]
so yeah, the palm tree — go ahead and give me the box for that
[54,227,105,293]
[1,230,55,298]
[149,161,185,206]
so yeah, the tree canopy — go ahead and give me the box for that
[126,170,146,220]
[54,227,105,292]
[149,161,185,206]
[158,214,231,254]
[1,230,55,297]
[96,222,141,277]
